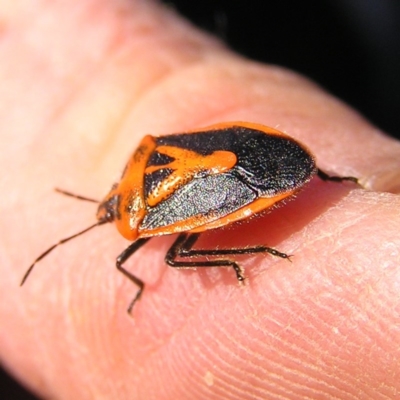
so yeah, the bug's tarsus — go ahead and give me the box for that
[317,169,359,185]
[165,232,290,283]
[20,222,103,286]
[115,238,151,314]
[55,188,100,203]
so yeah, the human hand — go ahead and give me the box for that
[1,1,400,399]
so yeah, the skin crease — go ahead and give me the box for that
[1,0,400,399]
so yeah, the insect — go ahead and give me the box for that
[21,122,359,312]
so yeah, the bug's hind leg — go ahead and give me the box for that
[165,233,290,282]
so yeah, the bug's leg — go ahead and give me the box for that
[116,238,151,313]
[166,233,245,281]
[165,233,290,283]
[317,169,359,184]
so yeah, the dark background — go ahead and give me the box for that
[167,0,400,138]
[2,1,399,399]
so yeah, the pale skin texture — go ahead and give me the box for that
[1,1,400,399]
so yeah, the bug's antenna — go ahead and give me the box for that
[21,222,103,286]
[55,188,99,203]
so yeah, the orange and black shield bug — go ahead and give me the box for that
[21,122,359,313]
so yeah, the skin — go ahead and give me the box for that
[1,1,400,399]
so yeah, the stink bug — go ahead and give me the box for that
[21,122,359,312]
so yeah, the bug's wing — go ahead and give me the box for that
[141,173,257,232]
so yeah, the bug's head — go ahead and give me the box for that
[96,184,120,225]
[95,134,157,242]
[96,182,144,242]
